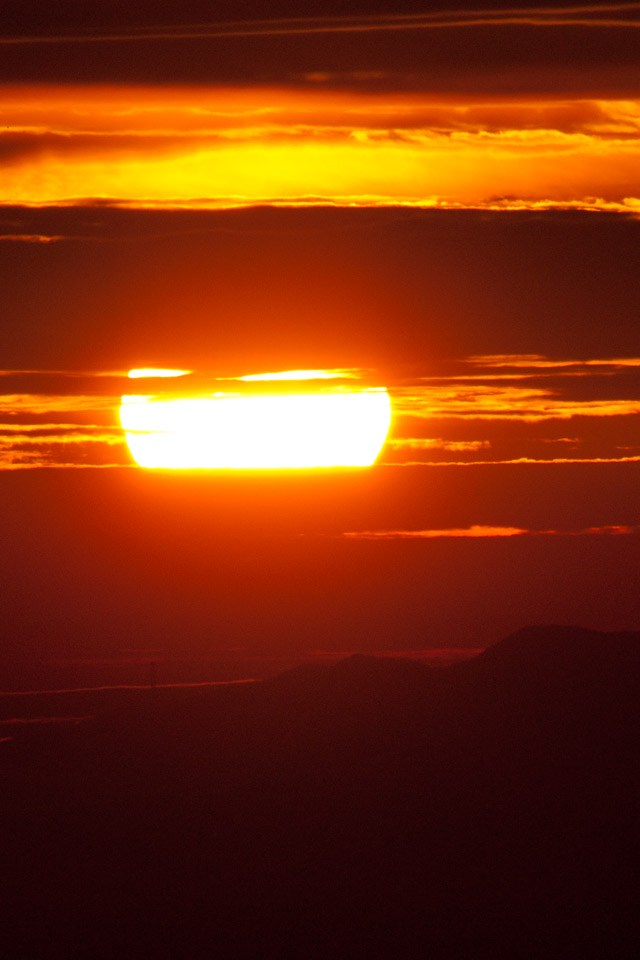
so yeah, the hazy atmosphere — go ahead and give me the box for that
[2,5,639,957]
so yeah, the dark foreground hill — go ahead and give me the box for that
[3,626,639,959]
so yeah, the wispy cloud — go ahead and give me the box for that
[382,353,640,465]
[382,456,640,466]
[467,354,640,369]
[393,384,640,423]
[345,525,529,539]
[0,233,65,243]
[0,394,118,415]
[343,523,640,539]
[387,438,491,452]
[2,5,639,46]
[0,424,122,439]
[0,429,126,467]
[0,377,128,468]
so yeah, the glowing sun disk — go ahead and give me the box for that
[120,391,391,468]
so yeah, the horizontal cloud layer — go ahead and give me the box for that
[0,353,638,468]
[343,523,640,538]
[3,5,640,46]
[1,86,639,209]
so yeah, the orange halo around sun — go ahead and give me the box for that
[120,370,391,469]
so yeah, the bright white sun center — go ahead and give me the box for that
[120,390,391,468]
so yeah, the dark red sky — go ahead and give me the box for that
[3,1,640,95]
[1,3,639,676]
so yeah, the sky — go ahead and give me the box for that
[1,2,639,675]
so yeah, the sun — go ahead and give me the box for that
[120,370,391,469]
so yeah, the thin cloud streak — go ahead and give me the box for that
[394,386,640,422]
[345,525,529,538]
[0,394,118,415]
[0,234,65,243]
[2,5,639,45]
[8,197,639,214]
[384,456,640,466]
[467,354,640,369]
[0,462,130,470]
[0,424,122,438]
[388,438,491,452]
[343,523,640,539]
[0,423,114,431]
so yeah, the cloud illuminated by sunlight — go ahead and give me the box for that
[343,523,640,539]
[467,354,640,369]
[2,6,640,46]
[394,383,640,422]
[388,438,491,451]
[128,368,191,378]
[238,369,362,382]
[346,525,529,538]
[1,86,639,209]
[1,351,639,468]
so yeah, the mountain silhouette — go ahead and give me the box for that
[478,623,640,671]
[3,626,638,959]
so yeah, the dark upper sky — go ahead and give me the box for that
[2,1,639,94]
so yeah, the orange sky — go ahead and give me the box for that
[0,4,639,657]
[1,353,638,471]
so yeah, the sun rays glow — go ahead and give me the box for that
[0,353,638,469]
